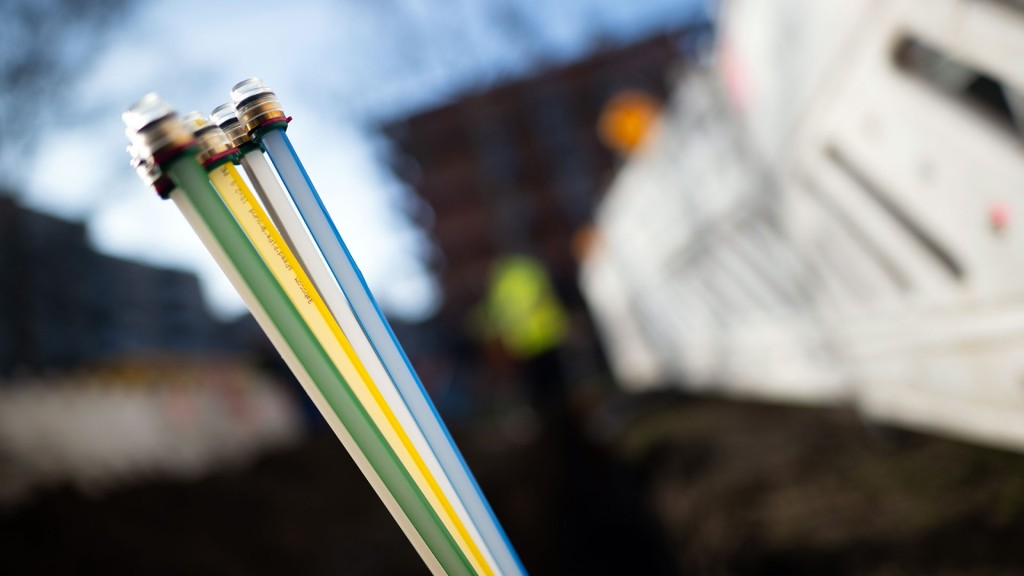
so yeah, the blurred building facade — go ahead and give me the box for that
[383,29,705,334]
[0,196,258,376]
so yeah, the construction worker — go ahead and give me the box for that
[475,254,570,410]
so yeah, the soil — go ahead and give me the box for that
[3,392,1024,575]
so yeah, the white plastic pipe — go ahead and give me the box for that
[260,128,524,576]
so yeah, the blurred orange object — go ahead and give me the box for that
[597,90,661,155]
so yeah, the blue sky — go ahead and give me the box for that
[22,0,703,320]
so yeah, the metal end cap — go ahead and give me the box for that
[183,111,234,166]
[122,92,174,133]
[122,93,195,165]
[231,76,286,135]
[210,102,251,148]
[231,77,274,104]
[127,143,171,196]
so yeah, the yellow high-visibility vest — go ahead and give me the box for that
[483,256,568,360]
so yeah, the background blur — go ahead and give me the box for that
[4,0,1024,574]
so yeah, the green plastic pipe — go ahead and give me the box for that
[165,154,475,576]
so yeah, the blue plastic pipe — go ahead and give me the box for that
[260,127,525,576]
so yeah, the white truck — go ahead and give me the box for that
[582,0,1024,450]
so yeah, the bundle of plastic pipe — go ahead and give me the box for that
[122,80,524,576]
